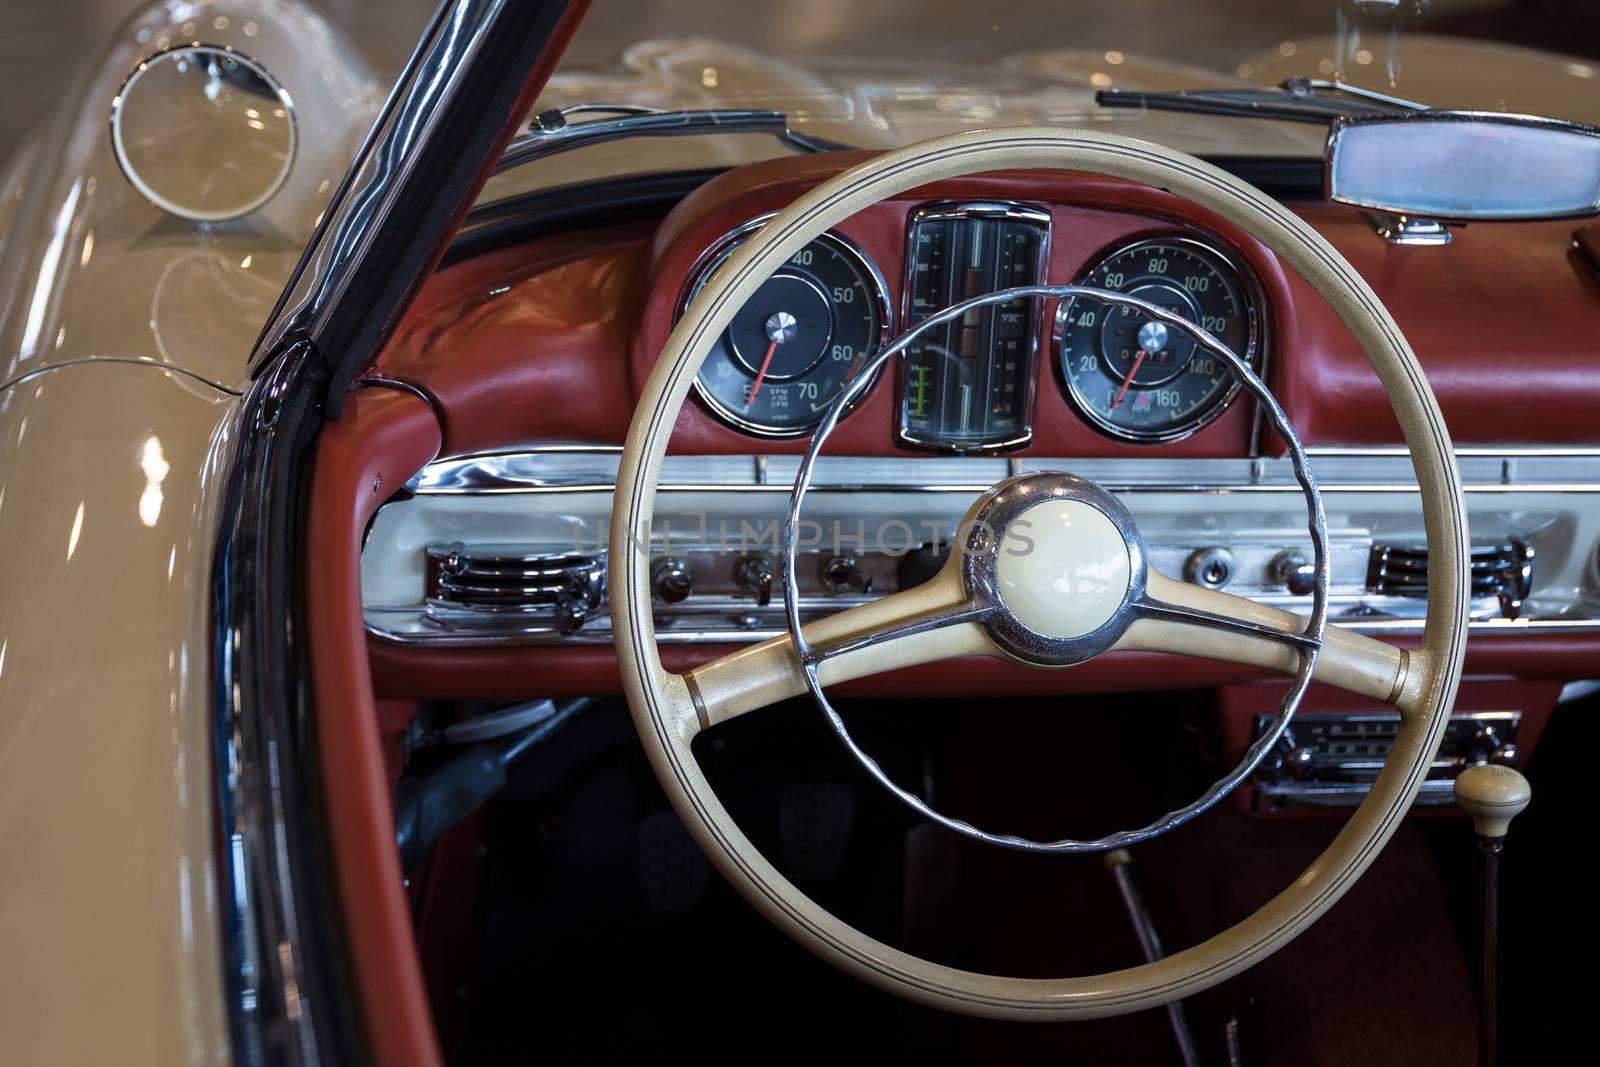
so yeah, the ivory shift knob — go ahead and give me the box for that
[1453,764,1532,839]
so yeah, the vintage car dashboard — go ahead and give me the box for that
[356,153,1600,803]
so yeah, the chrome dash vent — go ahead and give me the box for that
[1367,538,1533,617]
[424,543,604,633]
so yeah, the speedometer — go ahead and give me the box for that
[1056,236,1261,443]
[683,218,889,438]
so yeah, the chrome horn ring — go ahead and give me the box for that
[783,284,1328,853]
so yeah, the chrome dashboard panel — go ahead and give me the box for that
[362,447,1600,645]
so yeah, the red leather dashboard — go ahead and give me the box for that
[328,144,1597,1067]
[374,153,1600,453]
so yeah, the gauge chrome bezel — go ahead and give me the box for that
[676,211,892,439]
[1054,231,1266,445]
[895,200,1052,454]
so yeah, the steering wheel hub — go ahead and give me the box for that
[965,472,1147,668]
[995,493,1132,641]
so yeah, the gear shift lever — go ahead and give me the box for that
[1453,764,1532,1067]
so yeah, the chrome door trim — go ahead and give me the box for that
[217,1,586,1063]
[212,343,346,1067]
[248,0,577,400]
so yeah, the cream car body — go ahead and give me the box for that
[0,1,1593,1063]
[0,3,379,1062]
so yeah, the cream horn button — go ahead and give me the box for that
[994,498,1132,639]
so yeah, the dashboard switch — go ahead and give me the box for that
[1184,546,1235,590]
[820,555,872,595]
[735,554,775,606]
[650,556,693,603]
[1271,549,1317,596]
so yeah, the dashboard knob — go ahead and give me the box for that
[820,555,871,595]
[650,556,693,604]
[1489,742,1521,768]
[1473,723,1522,768]
[1285,745,1317,779]
[735,554,775,607]
[1271,549,1317,596]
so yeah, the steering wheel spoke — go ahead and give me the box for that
[682,566,998,730]
[1121,568,1417,710]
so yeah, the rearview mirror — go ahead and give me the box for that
[1326,111,1600,221]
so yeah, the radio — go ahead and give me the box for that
[1252,710,1521,811]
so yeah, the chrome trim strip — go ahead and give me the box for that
[418,442,1600,460]
[407,480,1600,496]
[221,1,583,1061]
[364,613,1600,647]
[212,343,328,1067]
[403,443,1600,496]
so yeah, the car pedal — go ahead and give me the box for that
[900,822,963,956]
[778,781,855,884]
[635,811,710,913]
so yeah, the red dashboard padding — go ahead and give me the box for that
[377,156,1600,457]
[1279,205,1600,447]
[307,387,443,1067]
[375,224,649,456]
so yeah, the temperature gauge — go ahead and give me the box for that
[898,202,1050,452]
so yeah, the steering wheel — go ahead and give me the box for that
[611,127,1468,1018]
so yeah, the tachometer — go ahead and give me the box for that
[1056,236,1261,442]
[683,218,889,438]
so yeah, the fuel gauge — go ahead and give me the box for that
[898,202,1050,452]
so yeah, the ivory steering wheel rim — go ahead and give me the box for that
[611,127,1469,1019]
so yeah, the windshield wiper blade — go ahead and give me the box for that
[1096,77,1427,126]
[495,105,857,175]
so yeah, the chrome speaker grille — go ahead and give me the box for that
[1367,538,1533,617]
[424,542,604,633]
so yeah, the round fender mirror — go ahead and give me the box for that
[111,45,296,221]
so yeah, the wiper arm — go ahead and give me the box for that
[495,104,857,175]
[1096,77,1427,126]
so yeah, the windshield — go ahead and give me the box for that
[488,0,1600,196]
